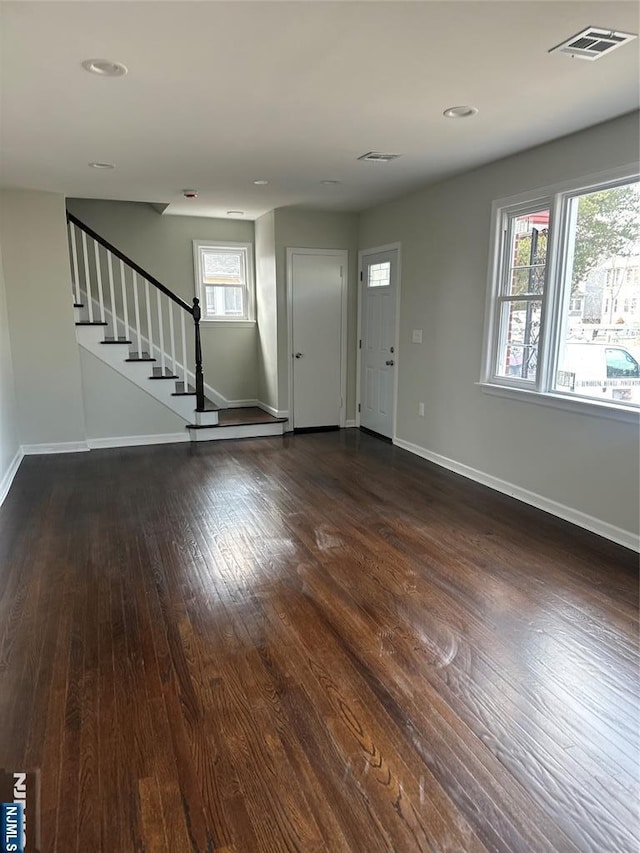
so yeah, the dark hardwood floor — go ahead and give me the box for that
[0,430,637,852]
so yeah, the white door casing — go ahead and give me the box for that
[287,249,348,430]
[357,245,400,438]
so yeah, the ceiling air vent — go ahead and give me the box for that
[357,152,401,163]
[549,27,637,61]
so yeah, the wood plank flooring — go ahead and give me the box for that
[0,430,637,852]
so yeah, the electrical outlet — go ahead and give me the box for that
[418,402,425,416]
[412,329,423,344]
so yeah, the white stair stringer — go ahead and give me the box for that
[75,323,219,426]
[75,295,228,410]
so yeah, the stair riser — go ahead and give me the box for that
[187,422,285,442]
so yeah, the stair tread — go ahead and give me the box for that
[102,337,132,344]
[126,351,156,362]
[189,408,286,428]
[76,321,108,326]
[149,367,179,379]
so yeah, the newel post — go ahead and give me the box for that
[192,297,206,412]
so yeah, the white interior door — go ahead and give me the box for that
[289,250,346,429]
[359,248,398,438]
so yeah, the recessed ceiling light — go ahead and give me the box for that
[443,105,479,119]
[81,59,128,77]
[183,189,198,198]
[227,210,245,216]
[253,179,269,185]
[321,180,341,185]
[89,162,115,169]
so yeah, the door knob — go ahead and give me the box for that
[385,359,394,366]
[294,352,303,359]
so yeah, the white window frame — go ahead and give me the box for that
[480,164,640,424]
[192,240,255,325]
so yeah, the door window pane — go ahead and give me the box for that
[368,262,391,288]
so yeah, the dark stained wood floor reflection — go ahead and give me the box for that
[0,430,637,852]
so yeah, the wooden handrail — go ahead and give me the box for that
[66,212,193,314]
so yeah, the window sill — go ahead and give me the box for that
[477,382,640,425]
[201,320,256,328]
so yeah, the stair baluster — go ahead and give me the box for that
[69,223,81,306]
[93,240,106,323]
[81,230,94,322]
[132,272,142,356]
[107,252,117,338]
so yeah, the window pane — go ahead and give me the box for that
[204,285,245,317]
[202,249,243,285]
[555,180,640,404]
[496,300,541,380]
[368,261,390,287]
[506,210,550,295]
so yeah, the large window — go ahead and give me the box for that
[484,170,640,413]
[193,241,254,322]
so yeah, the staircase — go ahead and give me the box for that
[67,213,286,441]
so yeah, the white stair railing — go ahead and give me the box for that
[67,214,206,410]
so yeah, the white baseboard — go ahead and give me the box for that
[22,441,90,455]
[226,398,259,408]
[257,401,289,419]
[0,447,24,507]
[345,419,357,428]
[393,437,639,552]
[87,432,189,449]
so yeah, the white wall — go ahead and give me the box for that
[274,208,359,416]
[0,189,86,447]
[255,210,279,410]
[359,112,640,544]
[66,199,258,403]
[0,241,21,501]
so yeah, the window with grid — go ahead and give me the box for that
[193,241,254,322]
[484,171,640,411]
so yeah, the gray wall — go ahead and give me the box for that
[0,189,86,446]
[255,210,279,410]
[0,241,20,489]
[359,112,640,538]
[79,350,186,440]
[66,199,258,403]
[274,208,359,417]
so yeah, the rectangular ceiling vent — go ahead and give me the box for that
[357,152,401,163]
[549,27,637,61]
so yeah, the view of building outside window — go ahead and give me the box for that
[496,209,549,382]
[556,180,640,405]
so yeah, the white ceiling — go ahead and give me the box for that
[1,1,638,220]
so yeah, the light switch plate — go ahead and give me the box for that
[412,329,423,344]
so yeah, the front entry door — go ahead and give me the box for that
[289,249,346,429]
[359,248,398,438]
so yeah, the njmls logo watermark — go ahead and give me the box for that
[0,769,40,852]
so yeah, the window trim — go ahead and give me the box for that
[480,163,640,415]
[192,240,255,324]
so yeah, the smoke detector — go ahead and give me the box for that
[357,152,401,163]
[549,27,637,61]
